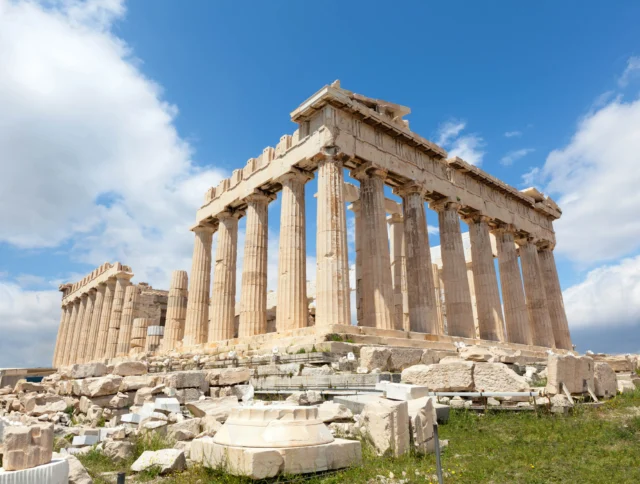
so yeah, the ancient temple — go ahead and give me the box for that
[53,82,572,367]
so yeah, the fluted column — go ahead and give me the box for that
[492,225,530,345]
[431,200,475,338]
[239,192,272,337]
[209,210,240,342]
[105,274,132,359]
[116,285,139,356]
[316,156,351,326]
[60,300,79,366]
[53,305,70,367]
[68,294,88,365]
[399,186,438,334]
[84,285,105,362]
[276,170,312,332]
[465,214,505,341]
[348,201,364,326]
[130,318,152,354]
[538,247,572,350]
[388,213,409,331]
[162,270,189,351]
[94,280,116,360]
[432,264,446,335]
[183,225,215,347]
[76,289,96,363]
[518,237,555,348]
[353,167,395,330]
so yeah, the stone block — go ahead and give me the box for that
[388,348,424,372]
[361,398,409,457]
[384,383,430,401]
[401,362,474,391]
[154,398,181,414]
[120,413,142,424]
[164,371,208,391]
[359,347,391,371]
[74,375,123,397]
[546,354,594,395]
[256,363,302,377]
[119,374,158,392]
[0,458,68,484]
[71,435,98,447]
[317,401,353,423]
[458,346,495,362]
[186,396,239,420]
[593,354,633,372]
[131,449,186,474]
[218,367,252,386]
[3,423,54,471]
[112,361,148,377]
[473,363,529,392]
[300,365,334,376]
[286,391,323,405]
[103,440,134,463]
[408,397,437,454]
[60,363,107,380]
[167,418,202,441]
[594,362,617,398]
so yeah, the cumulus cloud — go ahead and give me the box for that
[500,148,535,166]
[0,0,226,366]
[435,120,485,166]
[564,255,640,329]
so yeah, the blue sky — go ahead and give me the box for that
[1,0,640,367]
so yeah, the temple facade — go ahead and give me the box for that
[53,82,572,367]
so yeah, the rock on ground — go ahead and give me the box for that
[388,349,424,372]
[317,401,353,423]
[103,440,134,463]
[360,347,391,372]
[546,354,594,395]
[473,363,529,392]
[131,449,186,474]
[401,362,474,391]
[360,398,409,457]
[594,362,617,398]
[112,361,148,377]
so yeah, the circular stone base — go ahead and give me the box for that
[213,405,334,448]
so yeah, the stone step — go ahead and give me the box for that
[250,373,400,390]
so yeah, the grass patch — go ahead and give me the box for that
[80,390,640,483]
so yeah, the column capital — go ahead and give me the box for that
[387,213,404,225]
[217,208,244,221]
[490,222,517,235]
[244,189,276,205]
[276,168,314,186]
[348,200,361,213]
[429,198,461,213]
[350,162,388,182]
[515,234,537,247]
[536,239,555,251]
[80,292,89,300]
[393,182,427,198]
[461,212,492,225]
[190,223,216,235]
[115,272,134,282]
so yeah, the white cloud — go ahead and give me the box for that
[500,148,535,166]
[436,120,485,166]
[427,225,438,235]
[539,96,640,262]
[0,0,227,366]
[504,131,522,138]
[618,56,640,87]
[564,255,640,329]
[520,167,540,188]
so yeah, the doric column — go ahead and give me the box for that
[492,225,530,345]
[538,247,572,350]
[466,265,480,338]
[432,264,446,334]
[276,170,312,332]
[398,186,438,334]
[431,200,475,338]
[105,273,132,359]
[183,225,215,347]
[53,305,70,367]
[116,285,139,356]
[60,300,79,366]
[76,289,96,363]
[517,237,555,348]
[387,213,409,331]
[68,294,88,365]
[162,270,189,351]
[94,280,116,360]
[464,214,505,341]
[348,201,364,326]
[146,326,164,353]
[315,156,351,326]
[209,210,240,342]
[130,318,152,354]
[239,192,272,337]
[84,285,105,362]
[352,166,395,330]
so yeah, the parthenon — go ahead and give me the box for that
[53,81,572,367]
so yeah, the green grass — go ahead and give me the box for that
[79,389,640,483]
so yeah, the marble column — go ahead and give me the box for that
[431,200,475,338]
[209,210,240,342]
[53,306,69,367]
[105,274,132,359]
[276,170,312,332]
[518,237,555,348]
[354,167,395,330]
[348,201,364,326]
[162,270,189,351]
[116,285,139,356]
[465,214,505,341]
[387,213,409,331]
[315,156,351,327]
[183,225,215,347]
[239,192,272,338]
[538,247,572,350]
[145,326,164,353]
[60,300,78,366]
[400,187,439,334]
[84,285,105,362]
[76,289,96,363]
[432,264,446,334]
[130,318,152,354]
[94,280,116,360]
[492,225,530,345]
[68,294,88,365]
[466,265,480,338]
